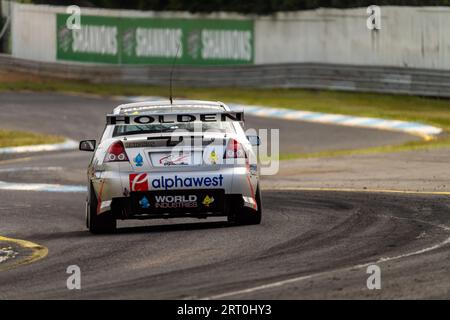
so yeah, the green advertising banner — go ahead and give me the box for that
[56,14,254,65]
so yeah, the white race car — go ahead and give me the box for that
[79,100,262,233]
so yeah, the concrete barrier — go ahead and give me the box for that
[4,3,450,97]
[2,54,450,97]
[8,3,450,71]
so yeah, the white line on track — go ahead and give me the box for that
[200,205,450,300]
[0,180,86,193]
[0,139,78,154]
[202,236,450,300]
[0,166,63,173]
[202,239,450,300]
[265,186,450,196]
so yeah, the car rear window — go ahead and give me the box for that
[113,121,236,137]
[113,105,239,137]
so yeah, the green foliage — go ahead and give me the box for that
[31,0,450,14]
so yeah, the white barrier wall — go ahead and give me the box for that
[254,7,450,69]
[11,4,56,62]
[8,2,450,70]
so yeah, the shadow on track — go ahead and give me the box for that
[115,221,230,235]
[28,221,231,240]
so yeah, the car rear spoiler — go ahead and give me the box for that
[107,111,244,125]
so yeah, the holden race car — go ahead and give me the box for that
[79,100,262,233]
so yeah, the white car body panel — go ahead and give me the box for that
[85,100,259,219]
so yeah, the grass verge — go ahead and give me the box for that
[1,70,450,157]
[278,137,450,160]
[0,129,64,148]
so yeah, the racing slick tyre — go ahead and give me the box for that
[86,183,116,234]
[229,186,262,225]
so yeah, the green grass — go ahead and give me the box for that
[0,129,64,148]
[277,137,450,160]
[3,79,450,129]
[2,75,450,157]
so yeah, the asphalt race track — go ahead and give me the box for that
[0,92,449,299]
[0,92,418,154]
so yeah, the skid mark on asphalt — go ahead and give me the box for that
[202,237,450,299]
[0,236,48,272]
[201,199,450,300]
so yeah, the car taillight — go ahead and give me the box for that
[104,141,129,162]
[224,139,246,159]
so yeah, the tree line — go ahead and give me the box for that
[30,0,450,14]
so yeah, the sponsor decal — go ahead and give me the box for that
[139,196,150,209]
[151,174,224,190]
[202,30,252,61]
[202,195,214,207]
[129,173,149,192]
[249,164,258,175]
[154,195,198,209]
[159,153,190,166]
[56,14,253,65]
[134,153,144,167]
[72,25,118,55]
[106,112,243,125]
[209,149,218,164]
[135,28,182,58]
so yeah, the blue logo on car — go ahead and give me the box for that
[134,153,144,167]
[139,196,150,209]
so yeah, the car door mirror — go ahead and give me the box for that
[247,135,260,147]
[79,140,96,152]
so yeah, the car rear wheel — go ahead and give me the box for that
[229,186,262,225]
[86,183,116,234]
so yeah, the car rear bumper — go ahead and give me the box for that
[109,193,246,220]
[91,166,258,215]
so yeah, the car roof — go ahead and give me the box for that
[113,100,229,115]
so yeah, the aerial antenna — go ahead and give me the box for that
[169,42,181,105]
